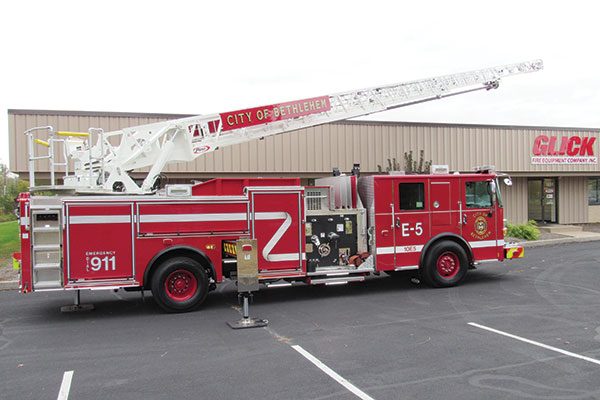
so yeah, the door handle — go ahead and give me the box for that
[381,229,389,237]
[395,218,402,228]
[462,214,467,225]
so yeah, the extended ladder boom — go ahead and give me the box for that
[27,59,543,193]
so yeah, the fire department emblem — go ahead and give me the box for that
[475,216,487,236]
[471,214,491,239]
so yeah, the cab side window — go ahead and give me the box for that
[465,181,492,208]
[399,183,425,210]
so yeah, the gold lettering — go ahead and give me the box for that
[245,111,252,123]
[264,108,270,119]
[273,107,280,118]
[292,103,299,114]
[304,102,309,112]
[285,105,292,115]
[256,109,264,120]
[320,99,327,109]
[309,101,315,111]
[227,115,235,126]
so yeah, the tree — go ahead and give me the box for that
[0,162,28,218]
[377,150,432,174]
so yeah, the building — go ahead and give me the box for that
[7,109,600,224]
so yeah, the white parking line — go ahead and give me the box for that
[291,345,375,400]
[468,322,600,366]
[57,370,74,400]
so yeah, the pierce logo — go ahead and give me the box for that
[531,135,597,164]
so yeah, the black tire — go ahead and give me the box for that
[151,257,209,313]
[421,241,468,288]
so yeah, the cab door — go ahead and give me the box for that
[460,178,498,261]
[392,178,429,269]
[373,177,396,270]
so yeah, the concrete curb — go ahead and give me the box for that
[521,235,600,248]
[0,280,19,291]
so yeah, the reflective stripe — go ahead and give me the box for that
[377,247,395,255]
[69,215,131,224]
[376,245,424,255]
[258,212,292,262]
[268,253,304,261]
[469,240,500,248]
[140,213,247,223]
[72,211,302,263]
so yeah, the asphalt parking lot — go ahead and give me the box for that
[2,242,600,400]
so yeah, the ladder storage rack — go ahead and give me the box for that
[30,205,63,290]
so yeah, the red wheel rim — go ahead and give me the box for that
[164,269,198,302]
[436,252,459,279]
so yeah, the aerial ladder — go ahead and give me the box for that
[25,60,543,194]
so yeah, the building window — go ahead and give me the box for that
[399,183,424,210]
[589,178,600,205]
[465,181,492,208]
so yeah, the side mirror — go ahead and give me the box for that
[503,177,512,186]
[488,180,496,194]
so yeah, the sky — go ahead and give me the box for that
[1,0,598,167]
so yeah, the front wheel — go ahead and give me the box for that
[421,241,468,288]
[151,257,209,313]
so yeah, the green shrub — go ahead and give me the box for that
[0,213,16,222]
[506,220,540,240]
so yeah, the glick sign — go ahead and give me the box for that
[531,134,597,164]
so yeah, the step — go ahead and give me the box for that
[67,279,139,289]
[538,224,583,234]
[33,280,63,290]
[307,265,374,277]
[309,275,365,285]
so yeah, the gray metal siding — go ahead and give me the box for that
[503,177,528,224]
[9,111,600,176]
[558,176,588,224]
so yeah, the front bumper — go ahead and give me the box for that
[504,244,524,259]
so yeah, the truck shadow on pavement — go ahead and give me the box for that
[30,265,516,320]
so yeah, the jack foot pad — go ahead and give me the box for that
[60,304,95,313]
[227,318,268,329]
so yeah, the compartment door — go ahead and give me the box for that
[250,191,304,272]
[65,203,135,282]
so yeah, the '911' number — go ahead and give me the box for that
[90,256,116,271]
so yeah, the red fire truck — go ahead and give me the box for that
[15,61,538,312]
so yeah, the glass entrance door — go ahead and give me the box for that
[528,178,557,223]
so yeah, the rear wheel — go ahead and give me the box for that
[421,241,468,287]
[151,257,209,313]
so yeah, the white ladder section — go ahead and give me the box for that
[30,208,63,289]
[24,60,543,194]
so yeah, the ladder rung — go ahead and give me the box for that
[34,263,61,270]
[33,244,61,250]
[33,227,60,233]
